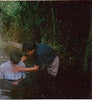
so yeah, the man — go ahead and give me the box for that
[13,42,59,97]
[0,51,26,85]
[14,42,59,78]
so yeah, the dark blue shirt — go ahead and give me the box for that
[33,43,57,66]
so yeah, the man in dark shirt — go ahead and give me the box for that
[13,42,59,97]
[14,42,59,78]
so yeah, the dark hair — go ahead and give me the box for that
[22,42,36,52]
[10,51,22,64]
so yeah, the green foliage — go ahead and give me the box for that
[0,38,7,48]
[0,1,59,44]
[0,1,68,71]
[0,1,21,18]
[84,19,92,71]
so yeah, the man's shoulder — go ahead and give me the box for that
[37,43,54,50]
[0,61,10,72]
[18,61,25,67]
[36,43,56,55]
[37,43,48,47]
[0,61,10,67]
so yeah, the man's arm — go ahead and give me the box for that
[19,65,39,72]
[13,65,39,73]
[21,56,28,62]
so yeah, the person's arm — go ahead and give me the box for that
[21,56,28,62]
[19,65,39,72]
[13,65,39,73]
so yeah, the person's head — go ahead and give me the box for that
[22,42,36,56]
[10,50,22,65]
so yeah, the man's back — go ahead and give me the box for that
[34,43,57,66]
[0,61,26,80]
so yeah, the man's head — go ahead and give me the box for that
[22,42,36,56]
[10,51,22,65]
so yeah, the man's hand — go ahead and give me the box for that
[33,65,39,71]
[11,81,19,86]
[21,56,28,62]
[11,79,23,86]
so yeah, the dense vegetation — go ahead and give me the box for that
[0,1,90,72]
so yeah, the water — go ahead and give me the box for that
[0,81,12,99]
[0,89,11,99]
